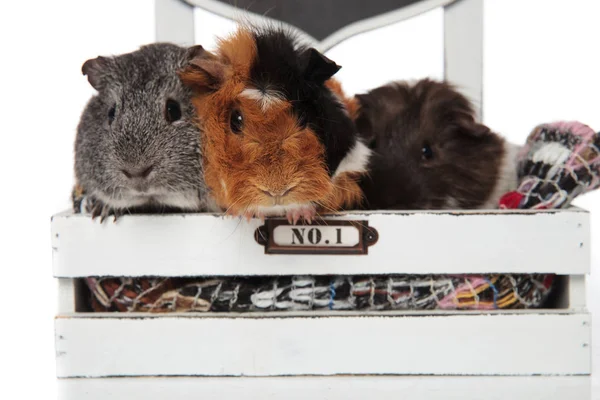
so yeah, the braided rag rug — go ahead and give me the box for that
[87,274,553,312]
[82,121,599,313]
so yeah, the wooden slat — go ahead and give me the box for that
[57,279,76,314]
[184,0,456,51]
[568,275,588,311]
[444,0,483,120]
[51,209,590,277]
[154,0,195,46]
[55,313,591,378]
[57,308,584,318]
[58,376,591,400]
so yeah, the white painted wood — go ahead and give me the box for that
[184,0,456,52]
[57,279,76,314]
[57,376,591,400]
[444,0,484,121]
[155,0,195,46]
[569,275,588,311]
[55,313,591,378]
[51,209,590,277]
[60,309,583,318]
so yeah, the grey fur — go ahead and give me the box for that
[74,43,211,220]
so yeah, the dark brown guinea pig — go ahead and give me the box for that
[179,26,371,222]
[354,79,518,210]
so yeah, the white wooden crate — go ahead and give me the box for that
[52,208,590,277]
[58,376,591,400]
[52,208,592,399]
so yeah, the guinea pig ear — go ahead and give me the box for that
[179,45,225,93]
[302,48,341,83]
[184,44,206,61]
[81,56,111,91]
[459,118,492,138]
[354,94,377,147]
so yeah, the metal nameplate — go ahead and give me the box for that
[254,219,378,255]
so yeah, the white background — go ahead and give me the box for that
[0,0,598,397]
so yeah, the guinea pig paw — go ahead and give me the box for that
[99,206,119,224]
[90,202,103,220]
[302,207,316,224]
[110,208,123,223]
[285,209,301,225]
[286,206,316,225]
[243,211,254,222]
[89,199,121,223]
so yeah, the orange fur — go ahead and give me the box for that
[180,28,365,218]
[345,96,362,121]
[323,79,365,210]
[73,183,85,198]
[325,79,357,115]
[323,172,364,212]
[216,29,256,76]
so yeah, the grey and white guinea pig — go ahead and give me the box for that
[73,43,215,221]
[355,79,519,210]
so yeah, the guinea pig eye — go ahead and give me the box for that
[230,109,243,134]
[421,142,434,161]
[108,104,116,123]
[165,99,182,123]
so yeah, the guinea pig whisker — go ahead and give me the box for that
[223,198,243,216]
[313,201,337,218]
[262,6,276,17]
[312,209,330,226]
[221,212,245,243]
[118,200,132,216]
[330,181,356,195]
[241,204,253,222]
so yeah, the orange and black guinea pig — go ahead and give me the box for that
[178,26,371,223]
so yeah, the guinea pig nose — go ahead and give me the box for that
[121,165,154,179]
[261,187,293,198]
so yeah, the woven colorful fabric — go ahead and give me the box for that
[500,121,600,209]
[85,274,553,312]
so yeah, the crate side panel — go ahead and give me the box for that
[52,210,590,277]
[58,376,591,400]
[55,313,591,378]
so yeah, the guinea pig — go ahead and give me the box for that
[73,43,214,221]
[354,79,519,210]
[178,27,371,223]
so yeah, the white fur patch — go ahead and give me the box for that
[241,88,285,112]
[480,141,521,209]
[444,197,460,209]
[93,189,202,211]
[153,191,203,210]
[255,203,313,217]
[333,140,372,178]
[204,196,222,213]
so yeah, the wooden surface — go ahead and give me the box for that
[58,376,591,400]
[184,0,456,51]
[444,0,483,120]
[55,313,591,378]
[51,209,590,277]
